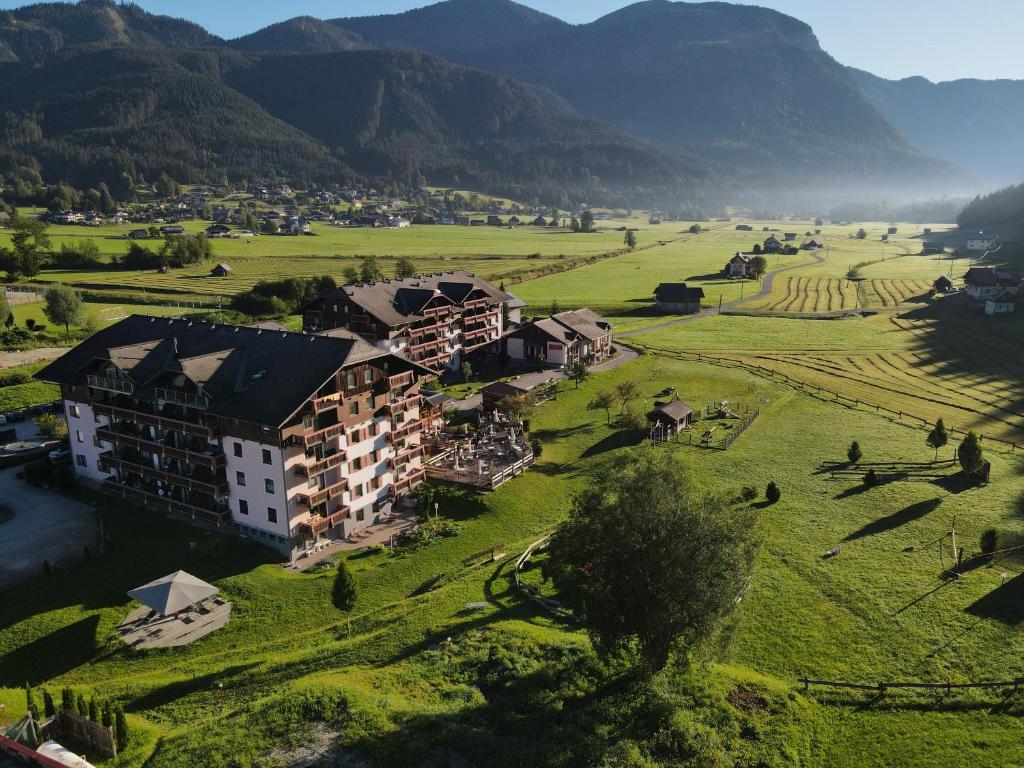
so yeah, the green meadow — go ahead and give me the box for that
[2,353,1024,766]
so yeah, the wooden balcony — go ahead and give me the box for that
[388,444,422,470]
[387,394,421,417]
[388,370,415,389]
[294,449,347,478]
[93,403,214,439]
[98,453,229,496]
[387,418,424,443]
[299,507,350,538]
[312,393,343,413]
[96,428,225,470]
[101,478,230,525]
[389,467,426,497]
[298,477,348,508]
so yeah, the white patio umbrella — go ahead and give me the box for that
[127,570,219,616]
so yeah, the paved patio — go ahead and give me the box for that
[116,599,232,649]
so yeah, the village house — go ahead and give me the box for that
[505,309,612,369]
[300,270,522,373]
[206,223,231,238]
[985,293,1016,316]
[725,252,752,277]
[965,232,995,251]
[887,226,898,235]
[801,238,822,250]
[35,316,433,558]
[762,235,782,253]
[210,263,232,277]
[963,267,1021,301]
[653,283,705,314]
[129,229,150,240]
[160,225,185,235]
[921,241,944,255]
[735,224,753,231]
[783,232,797,241]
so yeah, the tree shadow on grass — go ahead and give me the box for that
[967,572,1024,625]
[931,472,984,495]
[0,614,100,686]
[843,498,942,542]
[580,429,644,459]
[126,662,262,714]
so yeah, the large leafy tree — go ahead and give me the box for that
[547,447,759,671]
[6,217,50,278]
[43,284,83,335]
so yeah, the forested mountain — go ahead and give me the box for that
[0,0,219,61]
[958,182,1024,238]
[321,0,963,193]
[339,0,569,60]
[229,17,367,54]
[0,47,352,191]
[226,48,711,207]
[849,68,1024,187]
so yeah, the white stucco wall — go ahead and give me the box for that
[221,434,290,540]
[65,399,112,485]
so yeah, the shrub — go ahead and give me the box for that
[980,528,999,557]
[863,468,878,487]
[737,486,758,503]
[114,706,128,752]
[847,440,862,464]
[530,438,543,459]
[34,412,68,439]
[765,481,781,504]
[958,432,985,476]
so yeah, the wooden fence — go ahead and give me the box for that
[513,536,575,621]
[647,347,1020,452]
[42,710,116,758]
[798,676,1024,695]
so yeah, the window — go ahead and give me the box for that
[236,471,246,487]
[302,414,314,429]
[349,401,359,416]
[261,448,272,465]
[356,507,365,522]
[233,442,243,457]
[265,478,275,494]
[238,499,249,516]
[365,395,373,410]
[363,368,373,383]
[75,430,83,443]
[346,372,356,388]
[267,507,278,524]
[352,484,364,498]
[76,454,87,468]
[69,405,80,418]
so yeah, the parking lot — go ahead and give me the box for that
[0,465,96,589]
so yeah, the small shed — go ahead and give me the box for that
[647,396,694,435]
[210,263,232,277]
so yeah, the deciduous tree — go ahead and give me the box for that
[927,418,948,461]
[43,284,83,335]
[547,447,759,671]
[588,390,615,425]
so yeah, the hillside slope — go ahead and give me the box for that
[225,48,713,206]
[0,47,351,189]
[0,0,220,61]
[849,68,1024,187]
[229,16,367,54]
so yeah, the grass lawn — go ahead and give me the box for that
[0,362,59,410]
[1,350,1023,766]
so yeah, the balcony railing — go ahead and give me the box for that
[387,394,421,417]
[312,393,343,413]
[99,452,228,496]
[155,388,210,410]
[87,374,134,395]
[298,477,348,508]
[93,403,214,438]
[102,478,229,526]
[389,467,426,497]
[388,418,425,443]
[96,428,225,470]
[388,444,422,470]
[299,507,350,538]
[295,449,347,478]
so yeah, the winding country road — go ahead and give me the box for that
[616,250,827,338]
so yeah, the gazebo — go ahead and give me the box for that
[127,570,219,617]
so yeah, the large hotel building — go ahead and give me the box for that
[37,315,434,558]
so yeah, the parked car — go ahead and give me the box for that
[48,449,71,463]
[4,410,25,422]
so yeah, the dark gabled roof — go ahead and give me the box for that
[303,270,514,329]
[964,267,1021,287]
[550,309,611,341]
[654,283,705,303]
[648,397,693,424]
[35,315,419,428]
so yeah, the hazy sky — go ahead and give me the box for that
[4,0,1021,82]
